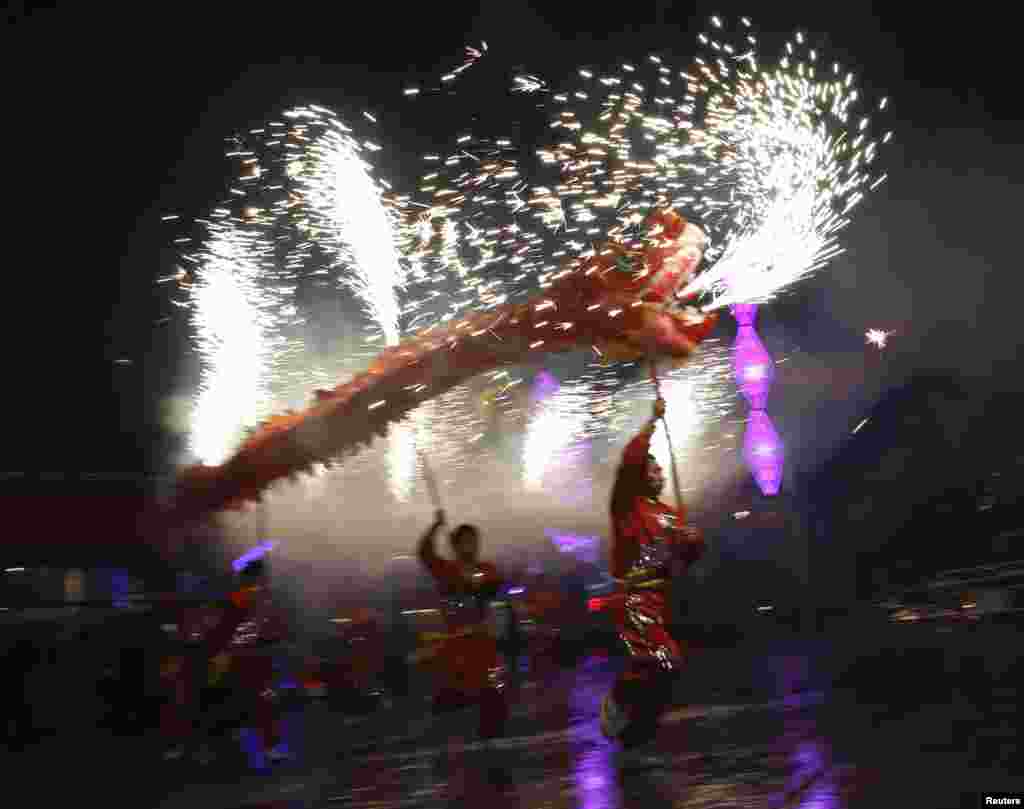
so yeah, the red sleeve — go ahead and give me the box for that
[205,600,246,654]
[422,556,460,588]
[622,426,653,468]
[609,427,655,579]
[479,562,501,586]
[671,520,705,566]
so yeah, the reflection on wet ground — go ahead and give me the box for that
[324,659,851,809]
[16,640,1024,809]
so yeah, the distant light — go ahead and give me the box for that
[392,554,414,561]
[508,587,525,595]
[4,567,25,573]
[865,329,890,349]
[757,605,773,612]
[400,608,439,616]
[733,511,751,520]
[852,418,869,434]
[961,602,976,609]
[330,618,352,624]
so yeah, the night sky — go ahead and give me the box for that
[7,1,1023,492]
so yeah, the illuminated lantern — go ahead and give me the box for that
[742,409,784,496]
[731,304,783,496]
[732,305,775,410]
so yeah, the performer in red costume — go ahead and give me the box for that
[600,396,706,750]
[417,510,508,741]
[158,595,215,761]
[205,559,293,764]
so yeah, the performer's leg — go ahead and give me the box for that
[616,665,679,748]
[603,593,681,745]
[159,660,194,758]
[478,685,508,740]
[235,656,279,753]
[253,662,280,753]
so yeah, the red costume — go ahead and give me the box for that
[158,598,210,750]
[603,422,706,746]
[420,552,508,739]
[204,582,290,754]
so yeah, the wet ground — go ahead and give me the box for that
[10,629,1024,809]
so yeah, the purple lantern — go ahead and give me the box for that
[733,323,775,410]
[742,410,784,496]
[730,302,783,496]
[731,303,759,327]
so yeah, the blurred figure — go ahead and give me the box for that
[158,595,213,761]
[522,573,565,685]
[601,396,706,752]
[328,606,388,714]
[418,510,508,742]
[205,558,293,766]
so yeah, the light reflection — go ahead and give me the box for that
[569,663,621,809]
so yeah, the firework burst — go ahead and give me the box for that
[284,106,424,500]
[174,18,889,508]
[680,18,890,307]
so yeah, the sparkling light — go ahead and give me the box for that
[865,328,890,349]
[679,21,888,309]
[188,224,279,465]
[176,20,887,509]
[290,106,404,346]
[288,106,417,501]
[523,374,589,493]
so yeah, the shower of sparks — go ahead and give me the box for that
[401,17,888,325]
[513,74,547,94]
[405,42,489,97]
[520,342,737,491]
[680,20,889,308]
[176,22,888,507]
[288,106,404,346]
[442,42,488,85]
[865,328,890,349]
[286,105,416,500]
[187,224,280,465]
[523,382,591,493]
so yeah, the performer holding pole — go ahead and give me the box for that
[417,510,508,742]
[600,394,706,754]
